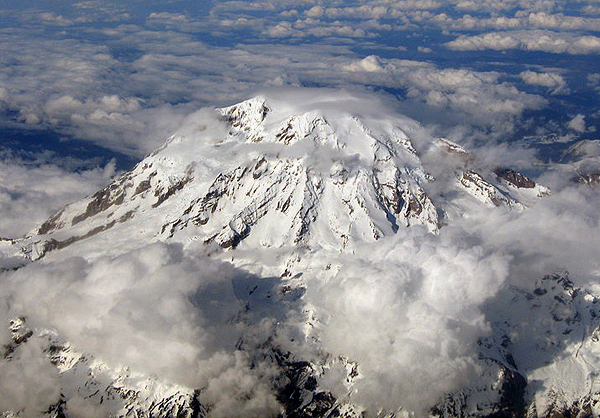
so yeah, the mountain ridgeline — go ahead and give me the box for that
[15,95,545,260]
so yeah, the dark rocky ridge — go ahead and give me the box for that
[494,168,536,189]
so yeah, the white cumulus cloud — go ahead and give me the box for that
[519,70,568,93]
[446,30,600,54]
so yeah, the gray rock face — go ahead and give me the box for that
[494,168,536,189]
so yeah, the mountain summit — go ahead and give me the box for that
[9,92,543,262]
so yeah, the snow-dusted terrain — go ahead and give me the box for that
[1,90,600,418]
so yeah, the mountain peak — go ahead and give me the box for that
[218,96,270,142]
[8,93,548,261]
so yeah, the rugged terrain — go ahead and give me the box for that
[1,92,598,418]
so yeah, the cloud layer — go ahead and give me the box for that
[2,0,598,157]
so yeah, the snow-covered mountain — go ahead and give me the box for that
[3,91,598,418]
[7,94,544,263]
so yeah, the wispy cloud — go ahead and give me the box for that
[446,30,600,54]
[0,153,116,237]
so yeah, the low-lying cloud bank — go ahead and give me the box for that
[1,0,598,163]
[298,228,511,414]
[0,243,283,417]
[0,29,547,155]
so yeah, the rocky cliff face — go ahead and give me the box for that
[431,274,600,418]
